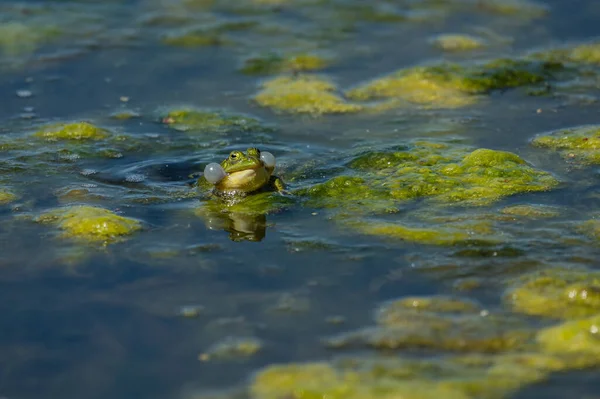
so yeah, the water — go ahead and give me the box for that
[1,1,600,398]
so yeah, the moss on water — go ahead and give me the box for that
[531,41,600,65]
[253,74,363,115]
[476,0,548,17]
[162,30,228,47]
[241,52,330,75]
[537,315,600,361]
[161,107,268,133]
[504,268,600,319]
[0,189,17,205]
[249,349,566,399]
[432,34,486,52]
[327,295,533,354]
[500,204,561,218]
[531,125,600,165]
[347,219,496,246]
[346,59,561,109]
[299,141,559,212]
[199,336,262,361]
[37,205,142,243]
[0,21,61,56]
[33,122,110,141]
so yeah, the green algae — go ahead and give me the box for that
[531,41,600,65]
[253,74,363,115]
[327,295,533,354]
[346,218,498,246]
[0,21,61,56]
[199,336,262,361]
[579,219,600,241]
[0,189,17,205]
[346,60,561,109]
[476,0,548,17]
[249,350,565,399]
[162,30,228,47]
[500,204,561,218]
[298,141,559,212]
[241,52,330,75]
[504,268,600,319]
[432,34,486,52]
[537,315,600,360]
[33,122,110,141]
[161,107,268,134]
[531,125,600,165]
[36,205,142,244]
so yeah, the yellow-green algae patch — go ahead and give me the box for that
[579,219,600,240]
[241,52,330,75]
[199,336,262,361]
[36,205,142,243]
[0,189,17,205]
[0,21,61,56]
[537,315,600,361]
[161,107,268,133]
[504,268,600,319]
[298,141,559,213]
[500,204,561,218]
[432,34,486,52]
[33,122,110,141]
[249,350,567,399]
[531,41,600,65]
[346,60,561,109]
[531,125,600,165]
[253,74,363,115]
[326,295,533,354]
[477,0,548,18]
[346,218,498,246]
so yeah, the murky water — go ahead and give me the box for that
[1,1,600,399]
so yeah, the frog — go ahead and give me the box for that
[202,147,286,198]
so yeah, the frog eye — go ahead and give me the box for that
[203,163,226,184]
[260,151,276,168]
[229,152,239,160]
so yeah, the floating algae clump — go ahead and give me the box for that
[0,189,17,205]
[254,74,362,115]
[579,219,600,240]
[161,107,267,133]
[37,205,142,243]
[531,125,600,165]
[33,122,110,141]
[249,350,566,399]
[500,204,561,218]
[346,218,497,246]
[537,315,600,360]
[199,336,263,361]
[326,295,533,353]
[531,41,600,65]
[504,268,600,319]
[241,52,330,75]
[432,34,486,52]
[299,141,559,212]
[346,60,559,109]
[250,361,472,399]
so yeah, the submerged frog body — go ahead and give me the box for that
[203,147,286,198]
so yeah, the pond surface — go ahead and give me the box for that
[1,1,600,399]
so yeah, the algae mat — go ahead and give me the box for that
[0,1,600,399]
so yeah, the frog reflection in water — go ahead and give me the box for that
[200,148,287,241]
